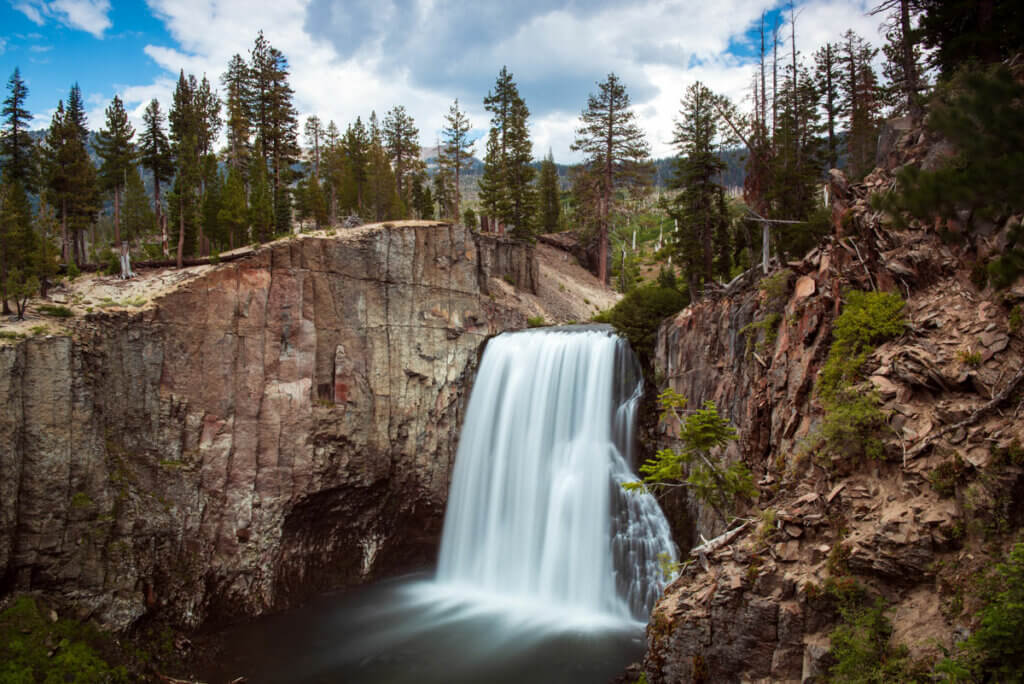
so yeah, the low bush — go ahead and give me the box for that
[593,283,688,364]
[819,290,906,400]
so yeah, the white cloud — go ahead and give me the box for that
[14,0,112,39]
[113,0,886,163]
[0,38,7,56]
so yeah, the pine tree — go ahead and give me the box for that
[440,98,474,219]
[94,95,137,246]
[1,67,36,192]
[670,82,731,297]
[304,115,324,179]
[814,42,844,170]
[571,72,652,282]
[248,146,274,242]
[383,105,422,212]
[343,117,369,215]
[218,165,248,248]
[249,32,299,235]
[917,0,1024,77]
[322,120,343,223]
[0,178,38,316]
[410,171,433,219]
[839,30,883,179]
[169,71,200,265]
[538,150,560,233]
[121,165,154,243]
[221,53,251,174]
[366,112,399,221]
[201,158,223,249]
[139,99,173,253]
[42,88,98,265]
[480,66,536,239]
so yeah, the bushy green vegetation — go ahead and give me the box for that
[526,315,545,328]
[593,282,687,364]
[819,290,906,400]
[936,543,1024,682]
[875,64,1024,289]
[826,591,925,684]
[625,388,755,524]
[0,596,129,683]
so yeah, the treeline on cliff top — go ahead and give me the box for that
[1,0,1022,319]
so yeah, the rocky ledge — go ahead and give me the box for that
[0,221,540,630]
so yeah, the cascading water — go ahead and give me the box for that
[436,326,676,622]
[205,326,678,684]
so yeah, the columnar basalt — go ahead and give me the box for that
[0,222,533,629]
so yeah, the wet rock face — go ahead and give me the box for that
[0,223,529,630]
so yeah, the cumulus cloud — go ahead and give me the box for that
[13,0,113,39]
[120,0,883,161]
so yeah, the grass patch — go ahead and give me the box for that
[957,347,983,367]
[526,315,546,328]
[37,304,74,318]
[740,313,782,356]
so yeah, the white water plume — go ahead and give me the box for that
[435,327,676,623]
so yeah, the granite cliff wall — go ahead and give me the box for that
[0,222,533,630]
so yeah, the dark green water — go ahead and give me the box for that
[203,575,647,684]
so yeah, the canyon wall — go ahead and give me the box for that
[0,222,534,630]
[643,154,1024,681]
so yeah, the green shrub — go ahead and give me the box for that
[936,543,1024,682]
[37,304,73,318]
[593,283,688,364]
[66,260,80,279]
[827,596,924,683]
[1009,305,1022,334]
[100,248,120,276]
[820,390,889,461]
[526,315,546,328]
[929,456,966,498]
[740,312,782,356]
[0,596,129,683]
[957,348,983,367]
[819,290,906,400]
[759,268,793,305]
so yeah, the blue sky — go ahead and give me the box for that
[1,0,882,160]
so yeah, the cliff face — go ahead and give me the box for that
[0,222,534,630]
[644,143,1024,681]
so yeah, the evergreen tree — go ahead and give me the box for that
[169,71,200,265]
[670,82,731,297]
[343,117,369,215]
[366,112,399,221]
[410,171,433,219]
[839,30,883,179]
[304,115,324,179]
[440,98,474,219]
[139,99,173,252]
[814,42,844,170]
[201,157,223,249]
[917,0,1024,77]
[322,120,343,223]
[249,31,299,235]
[480,66,535,239]
[42,88,98,265]
[221,53,251,174]
[432,161,455,220]
[94,95,137,246]
[218,165,248,248]
[537,150,560,233]
[383,105,422,212]
[0,178,38,316]
[572,73,653,282]
[248,146,274,242]
[121,165,154,243]
[1,67,36,192]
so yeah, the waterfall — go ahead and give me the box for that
[436,327,676,623]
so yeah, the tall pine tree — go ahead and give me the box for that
[1,68,36,192]
[139,99,173,254]
[538,150,561,233]
[94,95,136,246]
[480,67,535,239]
[440,99,474,220]
[571,72,653,283]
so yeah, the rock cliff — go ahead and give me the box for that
[643,130,1024,682]
[0,221,543,630]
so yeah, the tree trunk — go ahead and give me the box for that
[901,0,922,120]
[113,185,121,246]
[177,197,185,269]
[61,197,69,264]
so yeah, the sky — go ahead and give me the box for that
[0,0,885,162]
